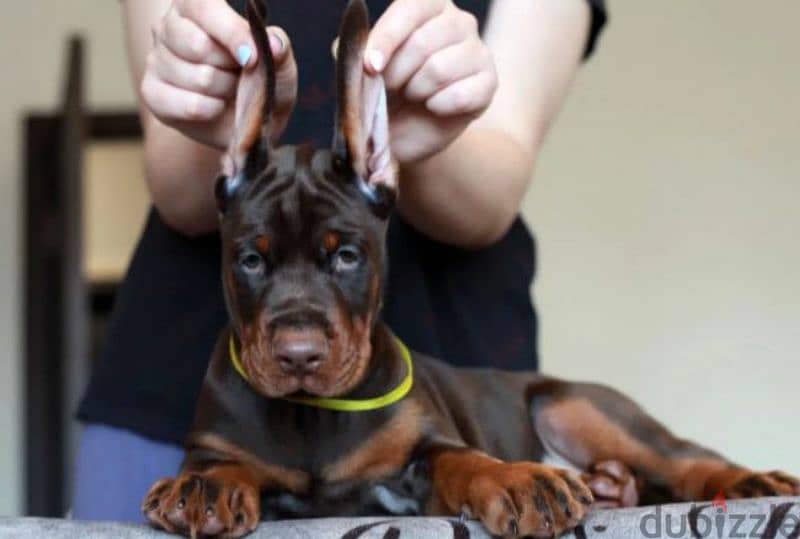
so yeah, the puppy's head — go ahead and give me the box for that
[216,0,396,398]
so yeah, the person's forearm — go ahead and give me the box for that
[124,0,225,237]
[397,126,535,248]
[143,115,221,236]
[397,0,590,249]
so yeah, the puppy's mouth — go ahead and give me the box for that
[277,373,334,397]
[284,388,318,399]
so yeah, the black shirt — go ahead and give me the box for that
[79,0,607,445]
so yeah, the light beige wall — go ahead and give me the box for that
[0,1,135,515]
[85,142,149,283]
[524,0,800,472]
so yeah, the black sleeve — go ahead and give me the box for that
[583,0,608,59]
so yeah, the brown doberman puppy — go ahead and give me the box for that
[142,1,800,537]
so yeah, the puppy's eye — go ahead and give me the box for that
[332,245,361,273]
[239,251,265,275]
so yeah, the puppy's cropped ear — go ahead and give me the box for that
[333,0,396,219]
[217,0,276,213]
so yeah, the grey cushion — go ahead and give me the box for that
[2,497,798,538]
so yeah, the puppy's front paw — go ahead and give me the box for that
[142,470,260,538]
[462,462,593,538]
[723,470,800,499]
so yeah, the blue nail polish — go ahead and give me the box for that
[236,45,253,67]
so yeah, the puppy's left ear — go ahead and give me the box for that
[333,0,396,219]
[217,0,276,213]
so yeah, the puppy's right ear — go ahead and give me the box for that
[217,0,276,213]
[333,0,396,219]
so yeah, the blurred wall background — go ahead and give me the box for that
[525,0,800,475]
[0,0,798,516]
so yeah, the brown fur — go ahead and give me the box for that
[427,447,593,537]
[322,306,374,397]
[143,464,262,538]
[323,231,340,253]
[323,401,423,482]
[188,432,310,494]
[536,397,668,472]
[255,235,271,255]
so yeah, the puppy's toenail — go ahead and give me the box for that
[177,498,186,509]
[206,507,214,517]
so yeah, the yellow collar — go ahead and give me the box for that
[228,334,413,412]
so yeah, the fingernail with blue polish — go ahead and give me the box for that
[236,45,253,67]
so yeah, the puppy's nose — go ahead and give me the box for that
[273,331,327,375]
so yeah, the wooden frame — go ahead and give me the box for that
[23,35,142,517]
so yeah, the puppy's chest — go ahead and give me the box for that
[263,401,426,518]
[263,459,430,519]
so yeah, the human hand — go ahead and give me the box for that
[141,0,297,150]
[364,0,498,164]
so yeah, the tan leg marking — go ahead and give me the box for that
[189,432,310,493]
[323,401,423,482]
[427,448,594,538]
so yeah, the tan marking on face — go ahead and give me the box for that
[323,231,340,253]
[189,432,310,494]
[318,306,373,397]
[240,314,300,397]
[255,235,271,255]
[238,249,382,398]
[239,305,374,398]
[323,401,423,482]
[369,272,381,310]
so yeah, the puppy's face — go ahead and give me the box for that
[216,0,395,398]
[220,146,387,397]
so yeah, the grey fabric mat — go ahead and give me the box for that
[1,497,798,538]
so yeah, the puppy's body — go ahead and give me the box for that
[190,323,545,520]
[142,2,800,537]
